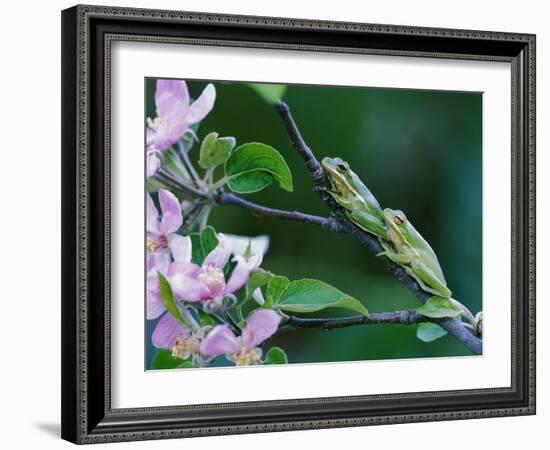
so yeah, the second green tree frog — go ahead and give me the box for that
[321,157,388,240]
[379,208,452,298]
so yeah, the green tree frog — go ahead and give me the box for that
[321,157,388,240]
[379,208,452,299]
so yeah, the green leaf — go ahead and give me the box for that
[178,361,196,369]
[248,83,287,104]
[264,347,288,365]
[198,132,236,169]
[229,171,273,194]
[417,296,462,319]
[223,257,237,278]
[197,308,216,327]
[201,226,219,255]
[416,322,448,342]
[190,226,219,265]
[245,269,274,300]
[151,349,194,370]
[189,233,204,265]
[266,276,290,304]
[157,272,189,327]
[276,279,368,316]
[224,143,293,194]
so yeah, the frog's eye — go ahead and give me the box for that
[394,215,405,225]
[336,162,349,173]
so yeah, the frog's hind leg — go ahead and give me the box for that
[405,261,452,298]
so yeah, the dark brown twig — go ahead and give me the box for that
[279,310,428,334]
[217,190,345,233]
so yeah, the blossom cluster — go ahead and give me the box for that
[147,188,281,366]
[146,79,215,177]
[145,79,283,368]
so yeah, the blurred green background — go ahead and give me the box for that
[146,78,482,366]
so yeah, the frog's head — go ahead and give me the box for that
[383,208,409,244]
[321,157,353,195]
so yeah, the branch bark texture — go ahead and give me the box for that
[282,310,428,332]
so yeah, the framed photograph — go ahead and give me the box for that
[61,4,536,444]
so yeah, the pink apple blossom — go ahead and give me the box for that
[146,79,216,177]
[149,231,265,362]
[200,309,281,366]
[167,233,263,307]
[146,252,170,320]
[151,312,207,366]
[146,189,190,260]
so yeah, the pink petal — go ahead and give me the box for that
[167,261,201,277]
[224,253,263,295]
[203,233,231,269]
[146,152,161,178]
[186,83,216,124]
[200,325,239,356]
[242,309,281,349]
[146,253,171,320]
[149,117,189,150]
[169,268,211,302]
[152,313,189,349]
[168,235,192,263]
[146,252,170,277]
[146,193,159,234]
[223,257,249,295]
[146,127,156,149]
[155,79,189,120]
[146,275,165,320]
[158,189,183,234]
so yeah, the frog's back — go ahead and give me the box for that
[350,172,384,219]
[407,221,447,284]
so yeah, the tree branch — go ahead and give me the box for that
[274,101,482,355]
[275,102,327,187]
[153,169,347,233]
[157,169,206,198]
[216,190,346,233]
[280,310,427,333]
[177,141,202,187]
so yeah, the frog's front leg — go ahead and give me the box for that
[325,190,355,210]
[405,260,452,298]
[377,240,411,264]
[346,210,388,240]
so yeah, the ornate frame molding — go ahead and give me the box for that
[61,4,536,444]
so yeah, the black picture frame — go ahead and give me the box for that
[61,4,536,444]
